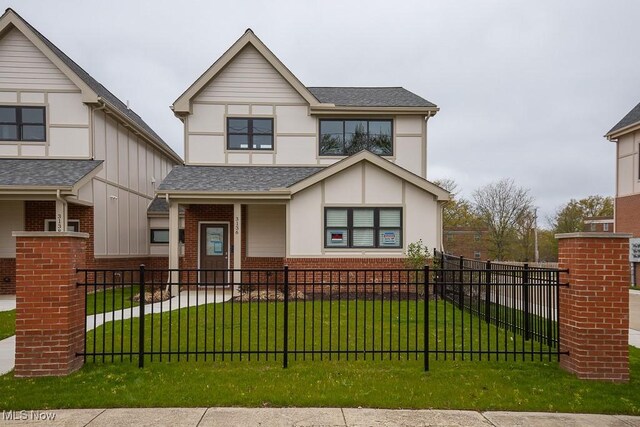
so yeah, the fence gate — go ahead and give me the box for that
[77,258,568,370]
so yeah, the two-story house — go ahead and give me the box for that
[0,9,182,294]
[155,29,449,279]
[606,101,640,285]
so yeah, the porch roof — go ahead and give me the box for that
[157,165,323,193]
[0,159,103,191]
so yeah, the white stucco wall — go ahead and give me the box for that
[288,161,440,257]
[617,132,640,197]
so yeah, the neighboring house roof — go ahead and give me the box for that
[606,100,640,138]
[307,87,436,108]
[0,159,102,190]
[0,8,182,164]
[158,151,450,201]
[147,197,185,214]
[158,166,323,193]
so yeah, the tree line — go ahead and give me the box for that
[436,178,613,261]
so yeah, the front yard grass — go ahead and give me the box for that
[85,285,140,316]
[0,310,15,340]
[0,348,638,413]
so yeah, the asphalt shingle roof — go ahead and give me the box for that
[0,159,103,188]
[307,87,436,108]
[608,101,640,135]
[158,166,324,192]
[147,197,185,213]
[9,9,181,162]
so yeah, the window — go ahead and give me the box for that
[0,106,45,141]
[324,207,402,248]
[150,229,185,244]
[319,119,392,156]
[590,223,596,232]
[603,223,610,232]
[227,118,273,150]
[45,219,79,232]
[474,232,481,242]
[447,233,453,242]
[474,251,481,260]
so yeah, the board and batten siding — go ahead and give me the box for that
[247,204,286,257]
[288,161,439,257]
[90,110,175,257]
[0,28,90,158]
[616,131,640,197]
[0,200,24,257]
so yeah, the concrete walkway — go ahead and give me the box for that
[0,295,15,312]
[0,407,638,426]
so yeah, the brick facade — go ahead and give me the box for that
[0,258,15,295]
[557,233,630,382]
[14,232,87,377]
[615,194,640,237]
[443,227,490,260]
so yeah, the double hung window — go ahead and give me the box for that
[325,207,402,248]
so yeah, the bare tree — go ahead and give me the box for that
[472,179,534,260]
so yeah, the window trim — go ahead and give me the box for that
[324,207,402,249]
[0,106,46,142]
[45,219,80,232]
[318,118,394,157]
[150,228,185,244]
[226,117,274,151]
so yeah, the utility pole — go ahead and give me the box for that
[534,208,540,263]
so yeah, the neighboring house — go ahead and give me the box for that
[606,102,640,285]
[0,9,182,294]
[443,227,490,260]
[155,29,449,280]
[582,216,614,233]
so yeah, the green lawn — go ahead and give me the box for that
[0,299,638,414]
[85,285,140,316]
[0,310,14,340]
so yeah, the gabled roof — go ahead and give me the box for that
[286,151,450,201]
[0,8,182,163]
[0,159,102,192]
[307,87,436,108]
[606,100,640,138]
[172,29,325,114]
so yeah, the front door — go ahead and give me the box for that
[199,224,228,285]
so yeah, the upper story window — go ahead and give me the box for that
[227,118,273,150]
[0,106,46,141]
[319,119,393,156]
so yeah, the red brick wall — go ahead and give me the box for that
[0,258,15,295]
[443,228,490,260]
[557,234,630,382]
[14,233,87,377]
[616,194,640,237]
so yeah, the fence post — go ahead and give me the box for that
[523,263,530,341]
[138,264,146,369]
[485,260,492,323]
[283,265,289,369]
[424,265,429,371]
[458,256,464,308]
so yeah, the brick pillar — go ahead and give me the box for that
[13,232,88,377]
[556,232,631,382]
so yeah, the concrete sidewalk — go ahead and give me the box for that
[0,407,638,426]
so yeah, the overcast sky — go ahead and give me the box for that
[6,0,640,226]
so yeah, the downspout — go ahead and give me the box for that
[90,99,108,160]
[55,189,68,232]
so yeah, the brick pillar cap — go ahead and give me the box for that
[13,231,89,239]
[555,232,633,240]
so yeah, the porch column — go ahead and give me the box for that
[233,202,242,286]
[55,197,68,232]
[168,199,180,295]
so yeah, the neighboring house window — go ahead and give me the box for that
[227,118,273,150]
[603,223,609,232]
[590,223,596,232]
[0,106,46,141]
[45,219,79,232]
[319,119,393,156]
[446,233,453,242]
[150,229,185,244]
[325,207,402,248]
[474,251,481,260]
[474,232,481,242]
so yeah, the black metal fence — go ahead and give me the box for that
[77,261,567,370]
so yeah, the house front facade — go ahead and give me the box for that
[606,101,640,285]
[156,29,449,279]
[0,9,182,293]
